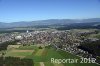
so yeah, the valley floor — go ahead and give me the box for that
[4,45,100,66]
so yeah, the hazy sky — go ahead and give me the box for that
[0,0,100,22]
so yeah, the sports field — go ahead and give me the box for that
[5,45,99,66]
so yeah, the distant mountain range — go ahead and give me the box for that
[0,18,100,28]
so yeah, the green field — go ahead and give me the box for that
[5,45,100,66]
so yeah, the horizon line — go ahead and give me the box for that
[0,17,100,23]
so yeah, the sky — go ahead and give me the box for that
[0,0,100,22]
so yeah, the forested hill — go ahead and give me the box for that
[0,18,100,28]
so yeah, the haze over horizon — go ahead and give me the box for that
[0,0,100,23]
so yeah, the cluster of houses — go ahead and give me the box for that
[13,30,78,45]
[0,29,100,64]
[0,33,14,43]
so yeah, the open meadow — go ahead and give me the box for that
[4,45,100,66]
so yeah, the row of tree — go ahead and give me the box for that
[0,57,34,66]
[0,40,19,51]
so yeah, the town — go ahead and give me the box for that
[0,29,100,66]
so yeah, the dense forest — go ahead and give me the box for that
[0,57,34,66]
[56,23,100,30]
[0,40,19,51]
[78,40,100,56]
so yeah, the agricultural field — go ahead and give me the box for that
[4,45,100,66]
